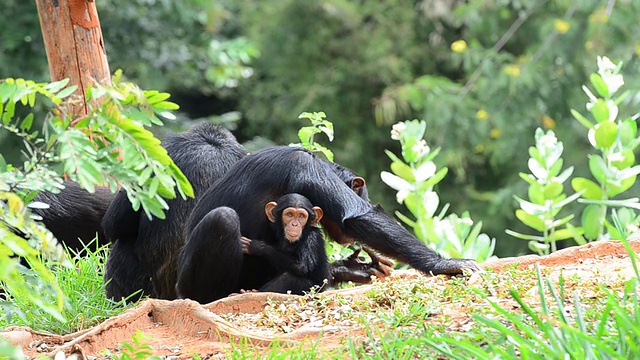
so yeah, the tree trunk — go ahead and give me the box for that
[35,0,111,120]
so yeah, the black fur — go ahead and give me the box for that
[31,182,114,252]
[177,146,478,303]
[102,123,247,300]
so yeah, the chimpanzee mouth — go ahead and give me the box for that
[286,231,301,242]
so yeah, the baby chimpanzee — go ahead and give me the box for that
[240,193,330,294]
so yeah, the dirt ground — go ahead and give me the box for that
[2,239,639,359]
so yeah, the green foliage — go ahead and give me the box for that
[289,111,334,162]
[506,128,585,254]
[1,189,66,324]
[570,57,640,241]
[0,74,187,327]
[0,242,137,333]
[424,260,640,359]
[0,74,193,219]
[104,330,162,360]
[381,120,495,262]
[0,339,26,360]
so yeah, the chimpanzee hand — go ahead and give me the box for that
[361,246,394,279]
[432,258,482,275]
[330,246,395,284]
[240,236,267,255]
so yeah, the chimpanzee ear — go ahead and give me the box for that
[311,206,324,226]
[265,202,278,223]
[352,177,366,193]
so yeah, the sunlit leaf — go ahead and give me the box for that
[515,209,545,232]
[593,122,617,149]
[571,109,594,129]
[581,204,606,240]
[571,177,603,200]
[590,99,610,123]
[590,73,609,98]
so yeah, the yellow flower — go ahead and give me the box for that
[489,128,501,139]
[554,19,570,34]
[476,109,490,120]
[504,64,521,77]
[589,8,609,23]
[541,115,556,129]
[474,144,486,153]
[636,44,640,56]
[451,40,467,53]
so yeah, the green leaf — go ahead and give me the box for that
[43,78,71,93]
[297,127,315,145]
[590,99,610,123]
[612,150,635,170]
[588,155,608,185]
[515,209,545,232]
[2,100,15,125]
[550,214,575,228]
[390,161,414,182]
[528,241,550,253]
[619,118,638,146]
[593,122,617,149]
[547,228,576,242]
[56,85,78,99]
[20,113,34,131]
[590,73,609,98]
[314,143,334,162]
[528,183,545,205]
[581,204,606,240]
[152,101,180,110]
[519,172,537,185]
[606,175,635,198]
[543,182,563,199]
[384,149,403,163]
[571,109,594,129]
[571,177,603,200]
[423,168,448,189]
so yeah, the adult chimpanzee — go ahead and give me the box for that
[176,146,479,303]
[31,181,114,253]
[102,123,247,300]
[239,193,329,295]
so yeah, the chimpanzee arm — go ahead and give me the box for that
[342,206,479,275]
[242,237,315,276]
[286,153,479,276]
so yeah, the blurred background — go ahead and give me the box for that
[1,0,639,257]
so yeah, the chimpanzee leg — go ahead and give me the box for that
[176,207,243,303]
[104,240,153,301]
[259,272,317,295]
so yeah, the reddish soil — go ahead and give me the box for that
[3,239,639,359]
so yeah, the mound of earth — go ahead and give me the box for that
[2,239,639,359]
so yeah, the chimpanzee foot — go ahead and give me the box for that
[228,289,259,297]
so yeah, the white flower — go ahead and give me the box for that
[391,122,407,140]
[597,56,624,94]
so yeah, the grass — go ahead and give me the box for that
[0,241,138,334]
[2,240,640,359]
[219,243,640,359]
